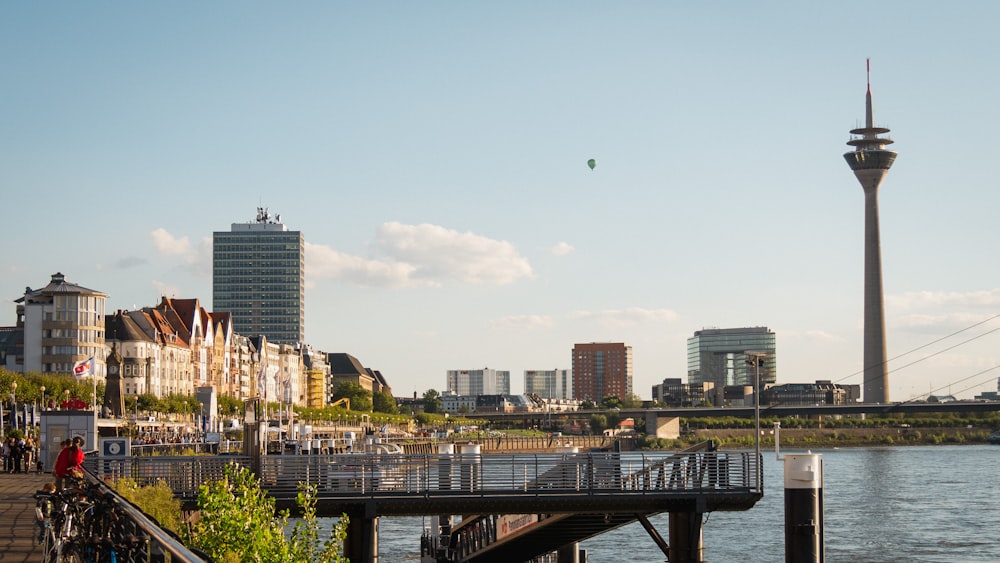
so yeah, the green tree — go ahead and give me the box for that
[332,382,373,412]
[136,393,159,414]
[589,414,608,434]
[600,396,622,410]
[189,464,347,563]
[620,393,644,409]
[422,389,441,414]
[372,390,398,414]
[217,394,243,417]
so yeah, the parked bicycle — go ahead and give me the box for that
[35,478,151,563]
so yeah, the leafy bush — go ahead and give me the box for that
[114,478,184,532]
[189,464,347,563]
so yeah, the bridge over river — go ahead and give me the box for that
[86,444,762,562]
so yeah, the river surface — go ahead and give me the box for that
[329,445,999,562]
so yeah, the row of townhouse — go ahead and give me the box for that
[106,297,304,404]
[1,273,390,408]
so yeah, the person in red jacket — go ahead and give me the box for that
[53,437,85,490]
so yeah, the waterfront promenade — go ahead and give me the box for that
[0,472,49,563]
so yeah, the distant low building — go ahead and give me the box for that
[761,380,859,406]
[439,394,540,414]
[652,378,714,407]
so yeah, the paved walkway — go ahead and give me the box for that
[0,471,50,563]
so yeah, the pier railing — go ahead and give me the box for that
[78,464,210,562]
[86,450,760,506]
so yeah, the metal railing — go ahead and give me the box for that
[77,463,211,562]
[87,450,760,501]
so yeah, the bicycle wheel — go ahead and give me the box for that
[56,541,85,563]
[40,527,57,563]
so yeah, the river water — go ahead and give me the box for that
[335,445,999,562]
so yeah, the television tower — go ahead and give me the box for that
[843,59,897,404]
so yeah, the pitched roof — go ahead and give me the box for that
[16,272,107,303]
[106,311,153,343]
[327,353,369,377]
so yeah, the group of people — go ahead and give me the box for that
[2,436,36,473]
[52,436,86,489]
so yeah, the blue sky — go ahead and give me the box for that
[3,2,999,401]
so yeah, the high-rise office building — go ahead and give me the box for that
[843,60,897,405]
[213,208,305,344]
[446,368,511,396]
[524,369,572,399]
[571,342,633,401]
[687,327,776,388]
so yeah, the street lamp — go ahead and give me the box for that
[745,351,770,491]
[40,386,45,411]
[10,381,17,430]
[64,389,70,409]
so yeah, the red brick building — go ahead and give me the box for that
[571,342,633,401]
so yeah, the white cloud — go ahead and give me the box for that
[306,243,426,288]
[887,289,1000,310]
[151,228,192,256]
[891,312,1000,334]
[150,223,533,289]
[150,229,211,274]
[570,307,679,327]
[489,315,555,329]
[551,242,574,256]
[376,222,533,285]
[307,222,534,288]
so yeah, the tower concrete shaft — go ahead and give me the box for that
[843,61,896,404]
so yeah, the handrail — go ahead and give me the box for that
[92,450,759,500]
[80,460,211,562]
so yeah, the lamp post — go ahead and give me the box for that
[745,352,769,491]
[64,389,70,410]
[40,386,45,411]
[10,381,17,430]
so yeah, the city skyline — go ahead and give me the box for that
[3,3,1000,401]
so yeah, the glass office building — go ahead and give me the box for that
[213,209,305,344]
[687,327,776,388]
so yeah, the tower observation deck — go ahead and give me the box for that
[843,60,897,405]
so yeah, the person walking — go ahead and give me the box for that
[1,437,10,473]
[11,436,24,473]
[23,437,35,474]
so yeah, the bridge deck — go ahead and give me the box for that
[0,472,52,563]
[87,450,762,517]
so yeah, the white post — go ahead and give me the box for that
[774,421,782,460]
[784,453,824,562]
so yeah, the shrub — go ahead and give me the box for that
[113,478,184,533]
[189,464,348,563]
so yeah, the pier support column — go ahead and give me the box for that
[645,413,680,439]
[557,542,580,562]
[668,512,704,563]
[784,453,824,563]
[344,505,379,563]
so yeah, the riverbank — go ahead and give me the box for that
[690,425,995,449]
